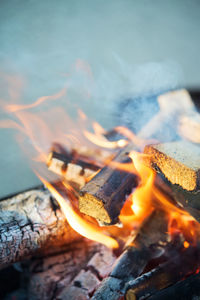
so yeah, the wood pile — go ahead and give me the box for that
[1,89,200,299]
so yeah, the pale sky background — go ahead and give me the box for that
[0,0,200,198]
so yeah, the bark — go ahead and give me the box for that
[0,188,80,270]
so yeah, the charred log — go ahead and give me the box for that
[0,188,80,270]
[79,145,138,224]
[148,272,200,300]
[47,151,100,189]
[125,245,200,300]
[92,210,168,300]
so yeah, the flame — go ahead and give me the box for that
[119,151,155,227]
[119,151,200,246]
[84,130,128,149]
[5,88,66,113]
[1,68,200,251]
[39,175,118,249]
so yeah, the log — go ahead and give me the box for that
[138,89,196,141]
[0,188,80,270]
[47,151,99,189]
[125,245,200,300]
[178,112,200,144]
[92,210,169,300]
[148,272,200,300]
[79,144,138,224]
[144,141,200,191]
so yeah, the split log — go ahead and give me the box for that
[0,188,80,270]
[79,144,138,224]
[92,210,169,300]
[144,141,200,191]
[125,245,200,300]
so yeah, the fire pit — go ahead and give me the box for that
[0,89,200,299]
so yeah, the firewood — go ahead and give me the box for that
[148,272,200,300]
[144,141,200,191]
[154,173,200,224]
[92,210,168,300]
[125,245,200,300]
[79,144,138,225]
[138,89,199,142]
[178,112,200,144]
[0,188,80,270]
[47,151,100,189]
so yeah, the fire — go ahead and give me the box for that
[0,69,199,251]
[38,175,118,249]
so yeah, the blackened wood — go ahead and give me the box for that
[154,173,200,224]
[125,246,200,300]
[79,144,138,224]
[148,272,200,300]
[47,151,99,189]
[92,210,168,300]
[0,189,80,270]
[48,151,101,172]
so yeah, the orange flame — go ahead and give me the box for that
[1,67,200,251]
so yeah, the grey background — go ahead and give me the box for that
[0,0,200,198]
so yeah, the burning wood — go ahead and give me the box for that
[79,145,138,224]
[0,189,80,270]
[92,210,168,299]
[47,150,100,189]
[147,272,200,300]
[125,245,200,300]
[144,141,200,191]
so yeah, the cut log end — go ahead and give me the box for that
[144,141,200,191]
[79,192,111,224]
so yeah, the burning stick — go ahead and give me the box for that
[47,151,100,189]
[125,245,200,300]
[0,189,81,270]
[79,144,138,224]
[92,210,168,300]
[144,141,200,191]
